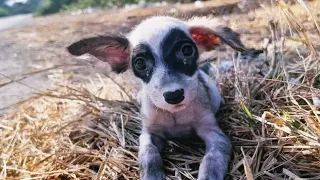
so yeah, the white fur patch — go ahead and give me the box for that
[139,133,152,155]
[128,16,190,56]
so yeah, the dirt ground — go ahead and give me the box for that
[0,14,32,32]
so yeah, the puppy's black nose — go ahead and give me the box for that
[163,89,185,104]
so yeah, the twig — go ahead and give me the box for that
[252,20,278,93]
[0,64,84,88]
[296,0,320,38]
[241,147,254,180]
[283,168,305,180]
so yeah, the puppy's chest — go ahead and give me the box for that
[144,104,209,139]
[148,113,197,139]
[152,105,200,125]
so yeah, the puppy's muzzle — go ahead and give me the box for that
[163,89,185,104]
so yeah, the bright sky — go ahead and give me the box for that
[5,0,28,6]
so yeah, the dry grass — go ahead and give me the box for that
[1,0,320,179]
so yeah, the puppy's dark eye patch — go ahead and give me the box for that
[131,44,155,83]
[162,28,199,76]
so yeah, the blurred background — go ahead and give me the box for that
[0,0,201,17]
[0,0,195,31]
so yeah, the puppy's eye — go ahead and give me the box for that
[181,43,194,57]
[134,57,147,71]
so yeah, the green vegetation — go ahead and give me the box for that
[65,0,139,11]
[35,0,198,16]
[10,0,42,14]
[0,0,41,17]
[34,0,74,16]
[1,0,197,17]
[0,7,9,17]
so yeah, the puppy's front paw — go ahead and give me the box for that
[197,175,221,180]
[140,170,165,180]
[197,154,228,180]
[140,163,165,180]
[139,148,165,180]
[198,171,224,180]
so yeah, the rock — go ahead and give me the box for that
[312,94,320,106]
[194,0,204,8]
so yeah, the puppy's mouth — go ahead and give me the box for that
[175,103,185,107]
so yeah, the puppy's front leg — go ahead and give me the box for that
[139,132,166,180]
[195,118,231,180]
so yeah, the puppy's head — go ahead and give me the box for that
[67,16,245,112]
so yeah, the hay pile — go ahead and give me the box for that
[1,0,320,179]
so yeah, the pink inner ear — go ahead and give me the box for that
[190,27,221,50]
[92,45,130,72]
[91,45,130,68]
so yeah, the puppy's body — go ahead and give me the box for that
[68,16,246,180]
[138,69,229,180]
[139,70,222,139]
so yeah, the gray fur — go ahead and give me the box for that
[133,18,233,178]
[138,69,230,180]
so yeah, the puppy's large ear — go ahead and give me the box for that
[67,35,130,73]
[190,26,247,52]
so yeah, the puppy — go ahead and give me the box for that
[67,16,246,180]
